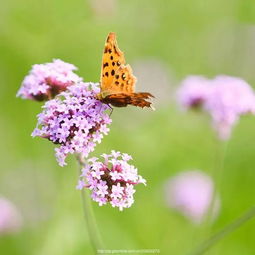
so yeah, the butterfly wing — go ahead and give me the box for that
[105,93,154,108]
[100,32,126,94]
[99,32,155,108]
[108,64,136,94]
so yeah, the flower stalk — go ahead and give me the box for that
[77,154,104,254]
[189,206,255,255]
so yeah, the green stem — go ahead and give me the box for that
[189,206,255,255]
[192,139,228,255]
[76,155,104,254]
[207,140,228,224]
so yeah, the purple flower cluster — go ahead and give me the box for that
[177,75,255,139]
[32,82,112,166]
[165,170,220,224]
[205,76,255,139]
[17,59,82,101]
[0,197,22,235]
[18,59,147,211]
[77,151,146,211]
[177,76,211,108]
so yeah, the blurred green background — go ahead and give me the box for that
[1,0,255,254]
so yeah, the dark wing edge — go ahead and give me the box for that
[103,93,155,109]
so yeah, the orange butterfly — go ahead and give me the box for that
[96,32,154,108]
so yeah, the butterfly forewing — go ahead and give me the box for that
[100,32,126,93]
[108,64,136,94]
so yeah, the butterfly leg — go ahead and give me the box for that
[108,104,114,117]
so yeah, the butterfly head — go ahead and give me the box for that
[96,91,111,101]
[95,93,103,101]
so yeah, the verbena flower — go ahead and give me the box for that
[165,170,220,224]
[177,75,255,140]
[77,151,146,211]
[17,59,82,101]
[177,76,211,109]
[32,82,112,166]
[205,76,255,140]
[0,197,22,235]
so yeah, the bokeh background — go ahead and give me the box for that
[1,0,255,254]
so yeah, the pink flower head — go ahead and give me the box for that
[177,76,211,109]
[165,170,220,224]
[205,76,255,140]
[77,152,146,211]
[177,75,255,140]
[17,59,82,101]
[0,197,22,235]
[32,82,112,166]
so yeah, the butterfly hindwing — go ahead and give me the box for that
[105,93,153,108]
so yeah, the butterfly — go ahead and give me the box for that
[96,32,154,109]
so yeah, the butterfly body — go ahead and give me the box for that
[97,32,154,108]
